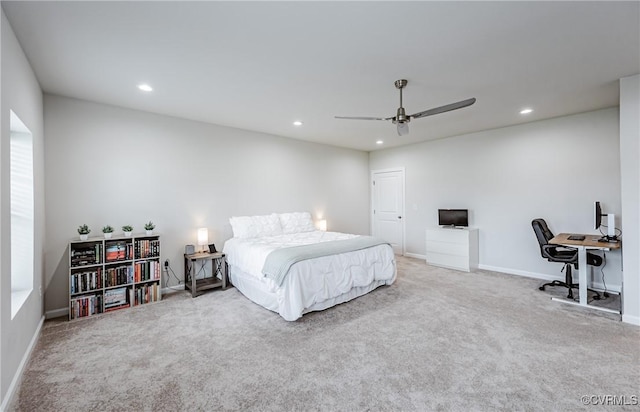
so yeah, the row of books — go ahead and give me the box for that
[104,286,128,309]
[71,263,159,291]
[133,282,160,306]
[70,269,103,294]
[105,265,133,288]
[71,238,160,268]
[135,239,160,259]
[70,244,103,267]
[70,294,103,319]
[134,260,161,283]
[69,284,159,319]
[105,241,134,262]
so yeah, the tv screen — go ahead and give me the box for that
[438,209,469,227]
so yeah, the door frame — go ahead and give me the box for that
[370,167,406,256]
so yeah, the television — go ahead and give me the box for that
[438,209,468,227]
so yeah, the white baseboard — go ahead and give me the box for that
[478,264,558,281]
[589,281,622,294]
[622,314,640,326]
[161,286,184,295]
[0,316,44,412]
[404,252,426,260]
[45,307,68,319]
[477,264,622,293]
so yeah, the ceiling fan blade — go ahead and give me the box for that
[334,116,388,121]
[410,97,476,119]
[397,122,409,136]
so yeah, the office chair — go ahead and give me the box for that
[531,218,603,300]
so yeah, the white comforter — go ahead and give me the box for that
[223,231,396,320]
[224,231,359,278]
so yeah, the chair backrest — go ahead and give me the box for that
[531,218,554,248]
[532,218,579,265]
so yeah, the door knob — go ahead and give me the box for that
[398,216,402,219]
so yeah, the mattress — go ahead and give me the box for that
[223,231,396,321]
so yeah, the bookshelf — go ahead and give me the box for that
[69,234,162,320]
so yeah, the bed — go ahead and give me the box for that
[222,212,396,321]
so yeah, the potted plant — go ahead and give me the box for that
[102,225,114,239]
[122,225,133,237]
[144,221,155,235]
[77,224,91,241]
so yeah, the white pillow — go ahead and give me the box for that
[278,212,316,234]
[252,214,283,237]
[229,213,282,238]
[229,216,255,239]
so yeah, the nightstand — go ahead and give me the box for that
[183,251,227,297]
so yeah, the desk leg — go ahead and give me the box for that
[577,248,588,306]
[550,243,620,316]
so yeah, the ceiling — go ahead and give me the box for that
[2,1,639,152]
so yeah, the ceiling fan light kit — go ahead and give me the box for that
[335,79,476,136]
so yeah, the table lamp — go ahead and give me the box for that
[316,219,327,231]
[197,228,209,252]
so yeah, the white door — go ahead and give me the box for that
[372,168,404,254]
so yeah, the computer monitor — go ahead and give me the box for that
[594,201,602,230]
[594,201,619,242]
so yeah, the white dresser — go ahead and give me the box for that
[425,227,479,272]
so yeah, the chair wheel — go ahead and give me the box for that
[539,286,545,291]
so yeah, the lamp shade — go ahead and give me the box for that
[197,228,209,246]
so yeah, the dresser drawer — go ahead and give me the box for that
[426,252,470,271]
[426,240,469,256]
[426,228,469,244]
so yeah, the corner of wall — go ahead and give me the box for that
[621,314,640,326]
[619,74,640,325]
[0,316,44,412]
[1,7,46,405]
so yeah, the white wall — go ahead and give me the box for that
[370,108,623,290]
[619,74,640,325]
[43,95,370,315]
[0,9,45,408]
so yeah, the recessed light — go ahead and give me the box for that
[293,121,303,126]
[520,108,533,115]
[138,84,153,92]
[376,140,384,145]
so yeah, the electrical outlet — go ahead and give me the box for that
[164,259,169,268]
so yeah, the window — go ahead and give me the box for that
[10,110,34,318]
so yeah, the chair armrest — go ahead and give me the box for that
[541,244,577,263]
[540,244,556,260]
[551,245,578,253]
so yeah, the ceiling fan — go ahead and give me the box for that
[335,79,476,136]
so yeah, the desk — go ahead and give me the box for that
[549,233,621,314]
[183,251,227,297]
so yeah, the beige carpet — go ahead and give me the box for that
[10,257,640,411]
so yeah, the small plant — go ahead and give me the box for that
[144,221,155,231]
[77,224,91,235]
[102,225,114,233]
[122,225,133,233]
